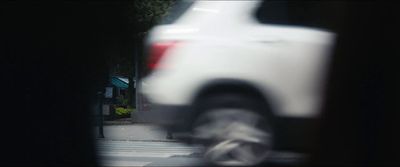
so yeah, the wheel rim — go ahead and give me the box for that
[193,109,273,166]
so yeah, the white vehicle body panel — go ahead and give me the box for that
[141,0,335,118]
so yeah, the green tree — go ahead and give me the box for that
[117,0,176,110]
[129,0,176,34]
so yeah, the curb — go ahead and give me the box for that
[103,121,154,126]
[103,121,134,125]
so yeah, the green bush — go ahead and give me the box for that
[115,107,135,116]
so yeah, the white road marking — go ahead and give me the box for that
[100,160,151,167]
[97,140,204,167]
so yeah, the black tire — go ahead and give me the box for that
[191,94,274,166]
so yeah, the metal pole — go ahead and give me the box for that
[134,37,143,122]
[97,91,104,138]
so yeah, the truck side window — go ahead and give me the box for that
[254,0,346,32]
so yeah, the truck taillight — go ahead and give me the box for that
[147,41,177,71]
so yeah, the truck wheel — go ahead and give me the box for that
[192,95,274,166]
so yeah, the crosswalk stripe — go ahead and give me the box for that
[98,150,202,154]
[100,160,151,167]
[98,149,199,152]
[99,149,197,151]
[98,145,201,148]
[97,141,202,148]
[99,152,193,158]
[97,140,203,159]
[97,141,198,147]
[97,140,307,166]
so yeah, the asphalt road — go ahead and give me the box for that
[94,124,307,166]
[97,140,207,167]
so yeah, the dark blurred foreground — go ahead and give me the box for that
[311,2,399,166]
[1,1,126,166]
[0,1,399,166]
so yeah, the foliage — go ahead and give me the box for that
[128,0,177,34]
[115,106,135,116]
[119,0,177,108]
[107,0,177,79]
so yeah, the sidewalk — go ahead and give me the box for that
[94,123,176,142]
